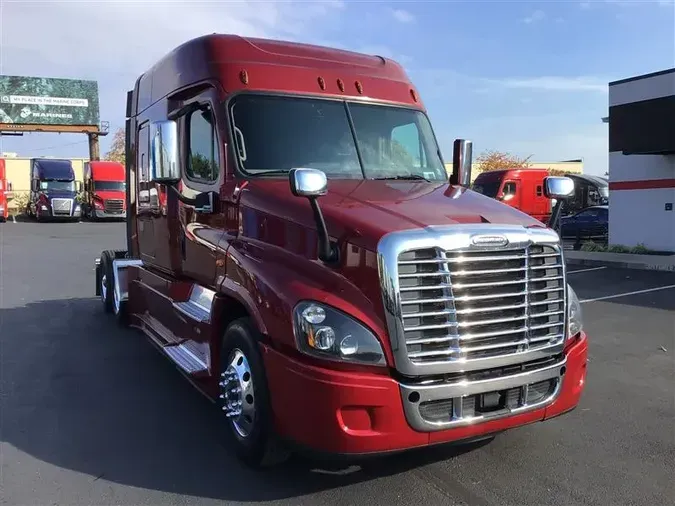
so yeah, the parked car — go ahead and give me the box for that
[560,205,608,241]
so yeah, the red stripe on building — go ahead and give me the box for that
[610,179,675,190]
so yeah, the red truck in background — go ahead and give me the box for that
[0,158,11,222]
[82,161,127,220]
[94,34,587,468]
[472,169,552,223]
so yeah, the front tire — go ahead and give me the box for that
[219,318,289,468]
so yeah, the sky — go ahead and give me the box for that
[0,0,674,176]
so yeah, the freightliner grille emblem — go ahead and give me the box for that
[470,234,509,248]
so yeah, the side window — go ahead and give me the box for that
[186,106,220,183]
[536,185,543,196]
[391,122,425,169]
[503,182,517,195]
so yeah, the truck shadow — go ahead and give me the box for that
[0,297,488,502]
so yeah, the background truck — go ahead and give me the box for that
[0,158,11,222]
[472,168,552,223]
[560,174,609,216]
[95,34,588,468]
[27,158,81,221]
[82,161,126,220]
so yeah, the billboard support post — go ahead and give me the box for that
[88,133,100,161]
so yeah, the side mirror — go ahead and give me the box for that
[543,176,574,200]
[149,120,180,184]
[289,168,328,197]
[288,168,336,263]
[451,139,473,188]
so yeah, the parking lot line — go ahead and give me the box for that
[567,266,607,274]
[580,284,675,304]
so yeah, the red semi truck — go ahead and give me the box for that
[0,158,11,222]
[95,34,587,467]
[472,169,553,223]
[82,161,127,220]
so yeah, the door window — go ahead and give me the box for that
[186,106,220,183]
[502,181,517,200]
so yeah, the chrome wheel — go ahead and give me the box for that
[220,348,256,438]
[100,274,107,303]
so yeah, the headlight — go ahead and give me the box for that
[293,301,386,366]
[567,284,583,340]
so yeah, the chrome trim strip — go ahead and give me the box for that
[377,224,566,376]
[399,356,566,431]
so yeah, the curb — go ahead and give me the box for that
[565,254,675,272]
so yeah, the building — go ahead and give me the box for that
[0,155,90,212]
[606,68,675,252]
[444,160,584,183]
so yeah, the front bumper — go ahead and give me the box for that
[95,209,126,219]
[263,331,588,456]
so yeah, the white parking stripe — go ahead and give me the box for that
[580,284,675,304]
[568,266,607,274]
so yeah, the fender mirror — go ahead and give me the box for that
[288,168,336,263]
[149,120,180,184]
[544,176,575,233]
[289,168,328,197]
[543,176,574,200]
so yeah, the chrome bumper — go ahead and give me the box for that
[95,210,126,219]
[399,356,566,431]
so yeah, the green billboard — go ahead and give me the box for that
[0,75,100,127]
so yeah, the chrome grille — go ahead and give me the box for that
[51,198,73,215]
[398,244,565,365]
[104,199,124,213]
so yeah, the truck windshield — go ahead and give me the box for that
[472,180,501,198]
[39,180,75,191]
[94,181,125,191]
[229,94,446,181]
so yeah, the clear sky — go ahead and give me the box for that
[1,0,674,175]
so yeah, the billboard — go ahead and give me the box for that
[0,75,100,127]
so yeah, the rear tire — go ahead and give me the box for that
[219,318,289,468]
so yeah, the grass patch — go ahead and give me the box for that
[580,241,667,255]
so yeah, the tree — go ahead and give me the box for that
[475,150,532,173]
[546,168,570,176]
[104,128,125,164]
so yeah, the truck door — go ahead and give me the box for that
[174,85,226,288]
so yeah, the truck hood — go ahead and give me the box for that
[243,179,544,252]
[41,190,77,199]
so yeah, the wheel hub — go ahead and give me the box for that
[220,349,255,438]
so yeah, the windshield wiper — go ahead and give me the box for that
[372,174,430,182]
[251,169,290,176]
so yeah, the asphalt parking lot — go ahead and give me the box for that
[1,221,674,506]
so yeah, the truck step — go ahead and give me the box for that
[172,285,215,324]
[164,343,209,375]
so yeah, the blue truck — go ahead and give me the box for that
[27,158,82,222]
